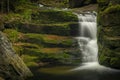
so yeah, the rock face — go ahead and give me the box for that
[3,9,81,67]
[69,0,97,8]
[0,31,32,80]
[98,0,120,69]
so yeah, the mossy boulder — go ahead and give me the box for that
[0,31,32,80]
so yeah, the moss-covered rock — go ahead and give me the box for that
[22,48,77,65]
[4,9,78,36]
[31,10,78,24]
[110,57,120,69]
[0,31,32,80]
[18,23,72,36]
[4,22,78,36]
[22,33,73,47]
[3,28,81,67]
[100,5,120,27]
[3,29,20,43]
[98,0,120,69]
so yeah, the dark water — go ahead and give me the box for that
[28,63,120,80]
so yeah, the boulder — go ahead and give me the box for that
[0,31,32,80]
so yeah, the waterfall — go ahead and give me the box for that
[71,12,119,74]
[75,12,98,63]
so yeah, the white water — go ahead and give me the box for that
[75,13,98,63]
[71,13,119,72]
[39,4,44,7]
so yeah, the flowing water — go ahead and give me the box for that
[70,12,120,79]
[72,12,99,70]
[75,13,98,63]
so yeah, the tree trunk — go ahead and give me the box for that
[7,0,9,13]
[1,0,4,13]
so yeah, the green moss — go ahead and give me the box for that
[4,13,23,23]
[21,33,73,47]
[22,55,39,67]
[102,5,120,15]
[13,45,24,55]
[110,57,120,68]
[23,33,44,45]
[32,10,78,24]
[5,22,74,36]
[21,9,32,22]
[3,9,78,36]
[3,29,20,43]
[99,5,120,26]
[104,37,120,49]
[99,52,120,68]
[21,47,74,65]
[21,43,41,48]
[13,42,42,55]
[99,53,111,66]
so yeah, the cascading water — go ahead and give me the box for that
[75,12,98,63]
[69,13,120,80]
[72,12,119,73]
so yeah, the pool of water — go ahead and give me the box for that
[28,63,120,80]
